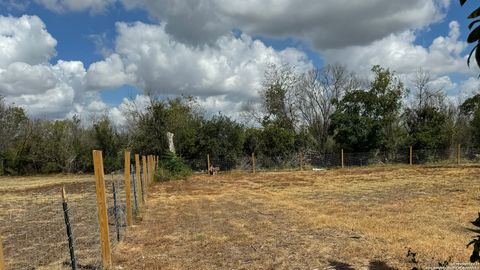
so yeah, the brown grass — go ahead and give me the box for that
[112,165,480,269]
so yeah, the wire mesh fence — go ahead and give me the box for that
[306,147,480,169]
[193,146,480,174]
[1,146,478,269]
[0,180,102,269]
[1,187,68,269]
[105,173,128,250]
[63,182,102,269]
[0,152,154,270]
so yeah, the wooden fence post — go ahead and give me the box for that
[341,149,344,168]
[152,155,155,179]
[135,154,143,205]
[409,145,413,166]
[137,156,144,206]
[154,155,157,175]
[151,155,157,183]
[147,155,150,181]
[457,144,461,165]
[142,155,147,191]
[131,165,138,213]
[0,233,5,270]
[147,155,151,183]
[124,151,132,227]
[92,150,112,269]
[149,155,153,183]
[252,153,256,174]
[207,154,211,174]
[300,151,304,171]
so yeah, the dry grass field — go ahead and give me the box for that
[112,165,480,270]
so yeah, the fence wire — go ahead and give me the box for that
[0,170,141,270]
[105,172,128,249]
[0,180,101,270]
[1,147,478,269]
[192,146,480,173]
[67,182,102,269]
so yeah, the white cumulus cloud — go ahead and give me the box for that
[0,15,93,118]
[0,15,312,121]
[323,21,469,77]
[0,15,56,68]
[86,53,134,90]
[94,21,311,102]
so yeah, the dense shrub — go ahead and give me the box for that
[156,152,192,181]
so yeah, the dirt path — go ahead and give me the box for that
[112,167,479,269]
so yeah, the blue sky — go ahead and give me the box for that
[0,0,478,124]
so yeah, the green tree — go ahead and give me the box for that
[69,115,94,173]
[243,127,263,156]
[92,116,123,172]
[330,65,405,152]
[196,114,245,170]
[0,98,29,174]
[127,97,169,157]
[164,96,203,161]
[261,124,296,166]
[260,64,299,131]
[404,106,451,149]
[460,94,480,148]
[39,120,76,173]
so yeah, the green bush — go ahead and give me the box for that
[156,152,192,181]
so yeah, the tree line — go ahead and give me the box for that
[1,64,480,175]
[245,64,479,157]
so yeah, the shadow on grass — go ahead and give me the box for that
[328,261,355,270]
[369,260,397,270]
[328,260,397,270]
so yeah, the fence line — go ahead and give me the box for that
[2,144,477,269]
[63,184,101,268]
[0,151,160,270]
[199,145,480,174]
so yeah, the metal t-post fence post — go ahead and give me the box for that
[62,187,77,270]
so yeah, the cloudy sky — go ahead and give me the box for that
[0,0,479,125]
